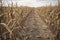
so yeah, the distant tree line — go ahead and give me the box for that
[58,0,60,5]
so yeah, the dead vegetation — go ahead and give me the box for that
[0,6,33,40]
[35,6,60,40]
[0,6,60,40]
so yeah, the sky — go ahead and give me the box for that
[1,0,60,7]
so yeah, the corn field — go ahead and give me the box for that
[0,5,60,40]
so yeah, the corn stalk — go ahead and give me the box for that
[0,23,12,34]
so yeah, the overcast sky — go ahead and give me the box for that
[1,0,60,7]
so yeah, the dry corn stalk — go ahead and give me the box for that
[0,23,12,34]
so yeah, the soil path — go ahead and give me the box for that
[18,10,55,40]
